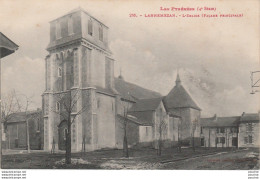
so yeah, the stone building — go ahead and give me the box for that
[238,113,259,148]
[163,74,201,146]
[200,115,240,148]
[2,109,43,150]
[42,8,201,152]
[200,113,259,148]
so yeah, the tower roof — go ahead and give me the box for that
[176,73,181,85]
[163,74,201,111]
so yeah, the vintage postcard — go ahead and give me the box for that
[0,0,259,178]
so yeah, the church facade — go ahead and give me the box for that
[42,8,201,152]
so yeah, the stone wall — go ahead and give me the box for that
[168,107,201,144]
[49,11,82,43]
[96,93,116,149]
[115,117,140,149]
[81,11,109,49]
[6,122,26,149]
[139,126,153,143]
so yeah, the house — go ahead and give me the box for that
[2,109,43,150]
[200,113,260,148]
[42,8,201,152]
[200,115,240,148]
[238,113,259,148]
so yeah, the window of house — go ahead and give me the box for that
[56,21,61,39]
[201,138,204,146]
[200,127,203,134]
[99,25,103,41]
[248,135,253,144]
[68,16,73,35]
[221,137,225,144]
[217,127,225,133]
[230,127,237,133]
[58,67,62,77]
[247,123,253,132]
[88,19,93,36]
[244,136,248,144]
[56,102,60,112]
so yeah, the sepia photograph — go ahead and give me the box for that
[0,0,259,177]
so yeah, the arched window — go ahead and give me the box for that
[58,67,62,77]
[56,102,60,112]
[88,19,93,36]
[56,54,59,60]
[68,16,73,35]
[99,24,103,41]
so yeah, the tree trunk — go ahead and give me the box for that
[157,140,162,156]
[66,119,72,164]
[82,135,86,153]
[26,118,30,153]
[192,135,195,152]
[123,126,129,158]
[123,136,129,158]
[236,125,239,149]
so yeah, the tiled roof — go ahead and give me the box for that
[114,77,161,102]
[240,113,259,123]
[95,86,117,96]
[163,84,201,111]
[4,110,42,123]
[129,97,163,112]
[117,113,153,126]
[127,111,154,126]
[200,116,240,127]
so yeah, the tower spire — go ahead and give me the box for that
[118,67,124,80]
[176,71,181,86]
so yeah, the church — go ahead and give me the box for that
[42,8,201,152]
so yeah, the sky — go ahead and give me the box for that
[1,0,259,117]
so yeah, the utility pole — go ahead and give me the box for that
[250,71,260,94]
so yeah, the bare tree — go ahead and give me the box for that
[118,98,130,158]
[177,117,182,152]
[191,118,198,152]
[1,90,34,153]
[51,89,88,164]
[119,92,131,158]
[122,109,129,158]
[156,112,167,156]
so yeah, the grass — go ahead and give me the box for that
[1,147,259,169]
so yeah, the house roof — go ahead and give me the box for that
[163,74,201,111]
[4,110,42,123]
[200,115,240,127]
[129,97,163,112]
[114,77,161,102]
[127,111,154,126]
[0,32,19,58]
[240,113,259,123]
